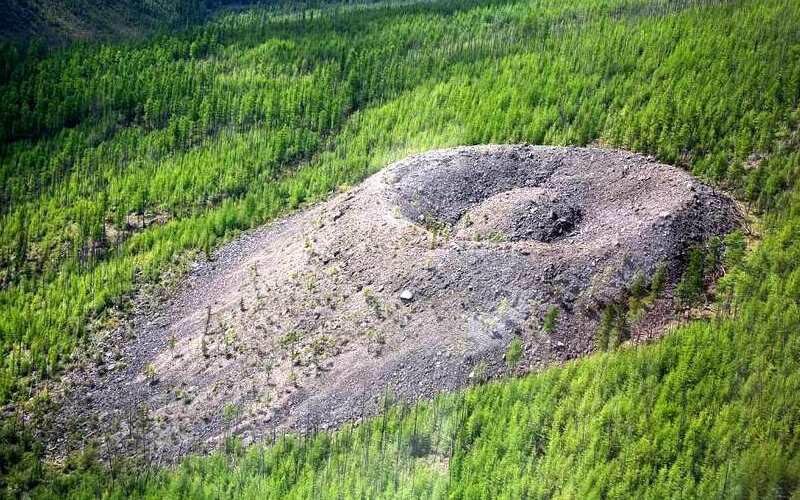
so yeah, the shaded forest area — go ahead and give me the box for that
[0,0,365,46]
[1,0,799,497]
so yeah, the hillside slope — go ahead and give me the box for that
[0,0,268,45]
[1,0,799,497]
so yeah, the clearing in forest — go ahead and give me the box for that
[47,145,740,462]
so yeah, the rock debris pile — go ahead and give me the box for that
[51,145,740,461]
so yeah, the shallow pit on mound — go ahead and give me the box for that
[48,145,741,462]
[451,187,582,242]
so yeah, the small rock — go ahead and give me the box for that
[399,289,414,302]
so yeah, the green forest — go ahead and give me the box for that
[1,0,277,45]
[1,0,800,497]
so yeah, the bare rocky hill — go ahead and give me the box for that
[46,145,740,463]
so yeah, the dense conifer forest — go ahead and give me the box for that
[1,0,269,45]
[1,0,799,497]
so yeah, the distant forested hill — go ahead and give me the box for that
[0,0,283,45]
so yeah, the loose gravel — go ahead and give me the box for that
[45,145,741,463]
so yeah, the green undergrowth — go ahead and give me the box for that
[1,0,800,497]
[6,209,800,497]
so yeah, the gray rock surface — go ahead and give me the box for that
[47,145,740,463]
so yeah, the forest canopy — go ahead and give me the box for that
[1,0,799,497]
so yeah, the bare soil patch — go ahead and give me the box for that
[45,145,740,462]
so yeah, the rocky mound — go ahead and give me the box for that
[48,145,740,462]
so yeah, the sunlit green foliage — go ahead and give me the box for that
[505,337,523,369]
[676,247,706,306]
[1,0,800,497]
[9,218,800,497]
[648,263,667,301]
[542,306,560,333]
[598,303,627,351]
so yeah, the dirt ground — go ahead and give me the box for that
[43,145,740,463]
